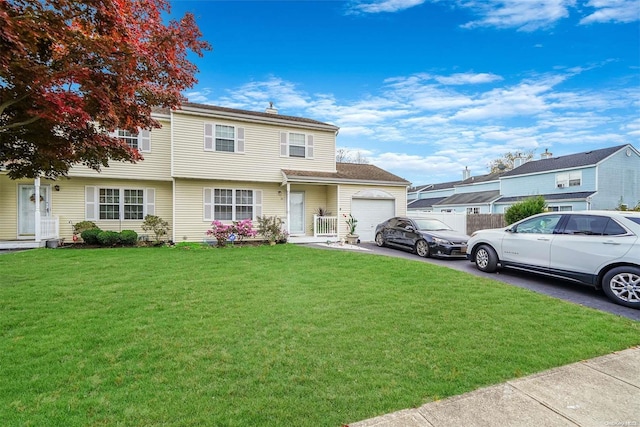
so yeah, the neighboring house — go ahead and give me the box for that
[0,103,409,248]
[408,144,639,214]
[408,171,504,214]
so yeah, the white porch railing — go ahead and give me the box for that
[40,216,60,240]
[313,215,338,237]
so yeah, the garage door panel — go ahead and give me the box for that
[352,199,395,242]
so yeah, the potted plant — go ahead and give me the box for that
[344,213,359,244]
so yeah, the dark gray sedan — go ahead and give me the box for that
[374,217,469,258]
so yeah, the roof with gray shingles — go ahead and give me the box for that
[435,190,501,206]
[153,102,339,129]
[407,197,448,209]
[282,163,410,185]
[501,145,629,177]
[495,191,596,203]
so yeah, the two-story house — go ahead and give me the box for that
[408,144,639,214]
[0,103,410,248]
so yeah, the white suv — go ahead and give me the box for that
[466,210,640,309]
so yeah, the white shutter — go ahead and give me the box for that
[280,132,288,157]
[85,186,97,220]
[306,134,314,159]
[203,188,213,221]
[236,127,245,153]
[204,123,214,151]
[145,188,155,216]
[139,130,151,152]
[254,190,262,219]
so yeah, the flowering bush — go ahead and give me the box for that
[206,219,257,247]
[344,213,358,235]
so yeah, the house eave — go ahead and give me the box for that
[175,105,339,132]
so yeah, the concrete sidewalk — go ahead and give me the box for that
[349,346,640,427]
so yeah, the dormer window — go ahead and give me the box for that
[556,171,581,188]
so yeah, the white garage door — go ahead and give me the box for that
[351,198,395,242]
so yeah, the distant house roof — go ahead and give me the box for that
[282,163,410,186]
[408,179,463,193]
[495,191,596,204]
[501,145,630,177]
[407,197,448,209]
[458,172,505,185]
[435,190,501,206]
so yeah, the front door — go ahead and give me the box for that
[289,192,305,235]
[18,185,50,237]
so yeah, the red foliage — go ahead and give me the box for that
[0,0,211,179]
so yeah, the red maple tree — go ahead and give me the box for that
[0,0,211,179]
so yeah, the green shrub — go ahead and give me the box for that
[119,230,138,246]
[142,215,170,242]
[97,230,121,246]
[73,221,98,235]
[80,228,102,245]
[505,196,547,225]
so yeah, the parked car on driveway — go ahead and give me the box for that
[466,210,640,309]
[375,217,469,259]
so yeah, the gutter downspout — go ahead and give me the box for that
[285,183,291,236]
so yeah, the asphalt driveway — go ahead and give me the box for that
[356,241,640,321]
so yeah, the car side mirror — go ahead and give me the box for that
[405,226,415,232]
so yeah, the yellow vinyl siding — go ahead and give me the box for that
[36,177,171,241]
[69,118,172,181]
[171,113,336,181]
[173,179,287,243]
[0,175,22,239]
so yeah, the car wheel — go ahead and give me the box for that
[474,245,498,273]
[602,266,640,309]
[375,232,385,247]
[415,239,430,258]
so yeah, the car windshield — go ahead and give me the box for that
[412,218,452,231]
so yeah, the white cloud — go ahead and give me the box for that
[580,0,640,24]
[434,72,504,85]
[346,0,427,14]
[198,64,639,185]
[459,0,576,31]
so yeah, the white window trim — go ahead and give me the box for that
[280,131,314,159]
[85,186,154,221]
[203,187,262,222]
[556,171,581,188]
[110,129,151,153]
[204,123,245,154]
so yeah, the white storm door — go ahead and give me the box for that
[18,185,50,236]
[289,192,305,235]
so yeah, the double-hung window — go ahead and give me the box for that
[466,207,480,215]
[556,171,581,188]
[112,129,151,152]
[204,188,262,221]
[85,186,155,221]
[280,131,314,159]
[204,123,245,153]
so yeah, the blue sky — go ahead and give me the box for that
[169,0,640,185]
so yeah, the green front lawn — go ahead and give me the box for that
[1,245,638,426]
